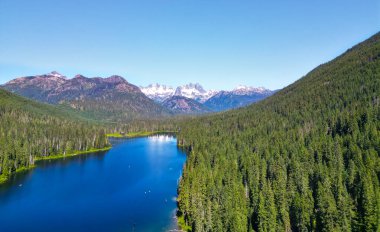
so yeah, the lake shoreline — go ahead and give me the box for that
[0,135,186,231]
[0,146,112,184]
[0,131,177,185]
[0,133,187,231]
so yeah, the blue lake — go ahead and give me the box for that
[0,135,186,232]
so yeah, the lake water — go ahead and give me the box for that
[0,135,186,232]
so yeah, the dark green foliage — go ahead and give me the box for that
[0,89,109,179]
[177,33,380,231]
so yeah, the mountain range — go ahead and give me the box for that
[0,31,378,232]
[141,83,275,112]
[1,72,169,122]
[2,74,274,117]
[204,86,274,111]
[140,83,218,103]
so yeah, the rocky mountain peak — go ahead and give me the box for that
[176,83,206,93]
[140,84,175,102]
[173,83,215,103]
[141,82,218,103]
[48,71,66,78]
[74,74,87,79]
[162,95,211,114]
[105,75,127,83]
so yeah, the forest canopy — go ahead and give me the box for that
[176,32,380,231]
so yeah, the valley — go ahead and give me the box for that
[2,74,275,118]
[141,83,275,113]
[0,3,378,231]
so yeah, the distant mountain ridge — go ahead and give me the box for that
[141,82,275,111]
[2,72,275,117]
[140,83,218,103]
[204,86,275,111]
[2,72,169,122]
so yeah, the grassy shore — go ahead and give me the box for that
[0,146,112,184]
[106,131,176,138]
[35,146,112,161]
[177,215,192,231]
[0,165,36,184]
[1,132,174,184]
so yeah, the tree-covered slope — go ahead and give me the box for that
[177,32,380,231]
[0,89,109,181]
[0,87,96,121]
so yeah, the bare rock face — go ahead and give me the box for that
[162,95,211,114]
[2,72,169,121]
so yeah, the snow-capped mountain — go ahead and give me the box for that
[140,83,217,103]
[140,84,175,102]
[140,83,275,112]
[173,83,218,103]
[232,85,272,95]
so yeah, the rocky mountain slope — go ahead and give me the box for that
[162,96,211,114]
[3,72,275,116]
[2,72,169,122]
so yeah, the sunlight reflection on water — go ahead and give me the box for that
[149,135,176,143]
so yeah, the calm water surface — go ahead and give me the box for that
[0,135,186,232]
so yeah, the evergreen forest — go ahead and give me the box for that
[176,32,380,231]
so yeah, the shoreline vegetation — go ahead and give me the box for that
[0,130,186,230]
[177,215,192,232]
[0,131,177,185]
[0,165,36,184]
[0,146,112,184]
[34,146,112,161]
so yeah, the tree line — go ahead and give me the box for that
[0,90,109,180]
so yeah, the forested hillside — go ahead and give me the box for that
[177,33,380,231]
[0,89,109,182]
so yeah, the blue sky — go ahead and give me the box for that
[0,0,379,90]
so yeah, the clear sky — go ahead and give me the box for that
[0,0,379,90]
